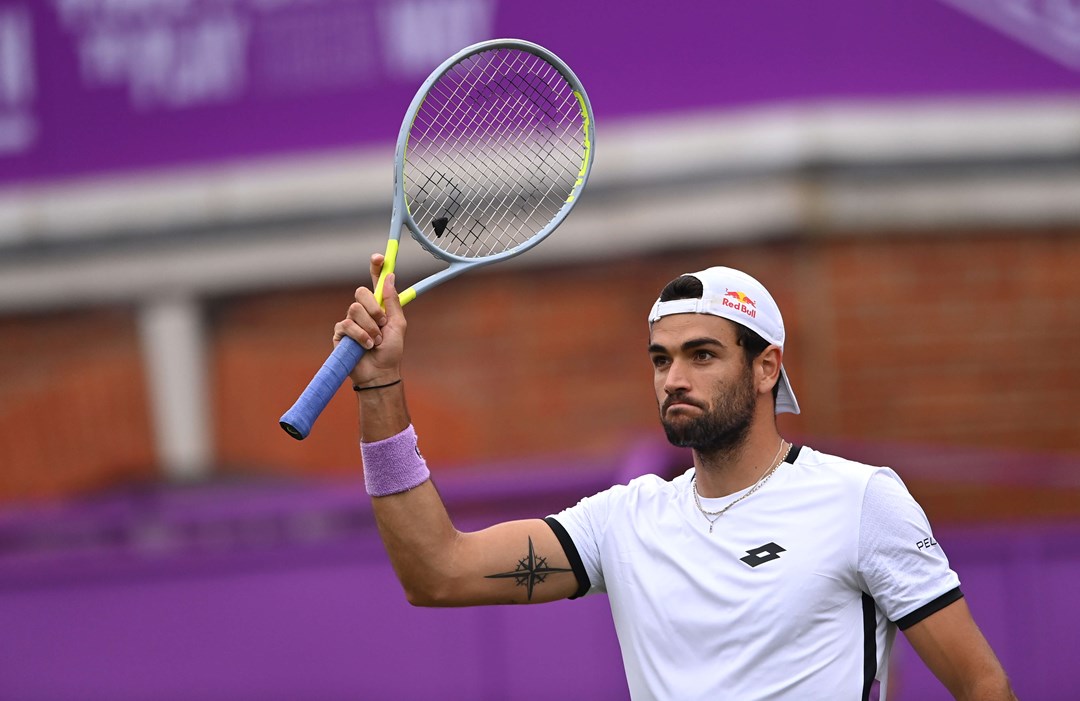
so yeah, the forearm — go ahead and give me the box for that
[358,386,462,604]
[371,481,466,606]
[953,676,1017,701]
[357,375,409,442]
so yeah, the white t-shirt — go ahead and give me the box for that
[546,445,961,701]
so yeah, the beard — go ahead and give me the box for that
[660,365,756,455]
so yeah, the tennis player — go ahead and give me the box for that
[337,254,1016,700]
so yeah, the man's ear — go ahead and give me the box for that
[756,345,782,395]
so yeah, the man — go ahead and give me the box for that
[337,254,1016,700]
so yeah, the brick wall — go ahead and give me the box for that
[809,232,1079,450]
[219,231,1080,476]
[0,309,156,499]
[3,230,1079,503]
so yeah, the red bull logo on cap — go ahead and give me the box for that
[721,290,757,318]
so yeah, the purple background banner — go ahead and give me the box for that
[2,0,1080,186]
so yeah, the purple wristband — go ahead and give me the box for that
[360,424,431,496]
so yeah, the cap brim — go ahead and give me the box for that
[776,365,800,415]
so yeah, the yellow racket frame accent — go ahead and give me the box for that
[374,239,418,308]
[567,90,591,203]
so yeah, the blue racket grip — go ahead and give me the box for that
[280,337,366,440]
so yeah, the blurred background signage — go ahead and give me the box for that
[2,0,1078,187]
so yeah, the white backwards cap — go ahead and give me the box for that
[648,266,800,415]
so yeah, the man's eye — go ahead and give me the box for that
[693,350,714,361]
[651,356,670,368]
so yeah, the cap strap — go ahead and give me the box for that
[649,298,701,322]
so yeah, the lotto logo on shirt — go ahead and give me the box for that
[722,290,757,318]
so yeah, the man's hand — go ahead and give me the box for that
[334,253,407,388]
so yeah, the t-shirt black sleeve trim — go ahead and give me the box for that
[544,516,591,600]
[895,587,964,630]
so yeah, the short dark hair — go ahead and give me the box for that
[657,274,779,401]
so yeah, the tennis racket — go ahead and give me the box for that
[280,38,595,440]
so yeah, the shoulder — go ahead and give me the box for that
[628,467,692,493]
[554,468,688,532]
[784,447,921,519]
[589,468,690,508]
[791,446,891,487]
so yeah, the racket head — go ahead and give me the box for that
[393,39,595,269]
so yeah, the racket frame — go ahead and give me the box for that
[376,38,595,305]
[280,38,594,440]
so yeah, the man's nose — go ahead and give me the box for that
[664,358,691,395]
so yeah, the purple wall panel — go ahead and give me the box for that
[1,444,1078,700]
[0,541,627,700]
[0,462,630,701]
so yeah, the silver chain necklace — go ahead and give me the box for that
[691,439,790,533]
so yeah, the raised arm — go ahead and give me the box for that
[902,598,1017,700]
[336,256,581,606]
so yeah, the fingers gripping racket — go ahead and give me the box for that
[280,38,595,439]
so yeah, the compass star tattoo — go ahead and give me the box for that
[485,536,573,601]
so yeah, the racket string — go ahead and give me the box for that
[403,47,588,259]
[418,58,581,190]
[416,79,578,204]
